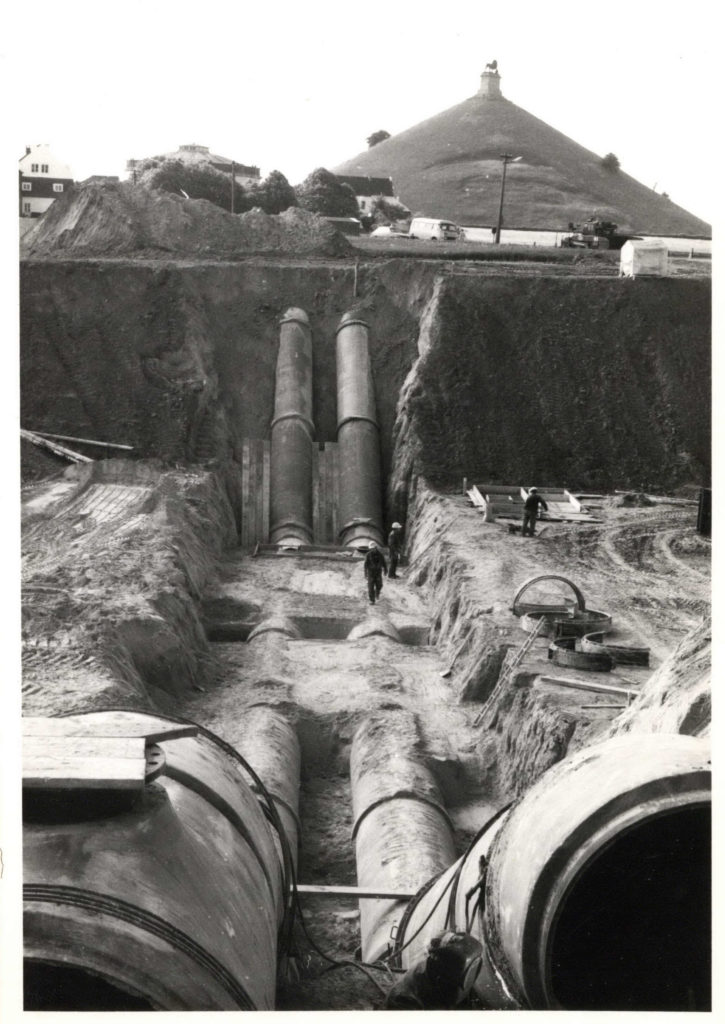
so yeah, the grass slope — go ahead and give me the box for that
[335,96,710,236]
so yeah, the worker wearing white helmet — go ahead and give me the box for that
[387,521,404,579]
[522,487,548,537]
[363,540,387,604]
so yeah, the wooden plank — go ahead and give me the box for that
[23,761,146,789]
[24,736,144,759]
[311,443,321,543]
[256,439,265,545]
[563,489,582,512]
[32,431,134,452]
[330,442,339,544]
[23,735,146,790]
[327,442,336,543]
[241,440,250,547]
[537,675,637,699]
[321,444,330,544]
[20,429,93,464]
[22,714,197,744]
[248,440,257,546]
[248,439,257,545]
[256,439,264,545]
[295,884,415,900]
[262,440,270,543]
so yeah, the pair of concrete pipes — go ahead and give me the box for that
[269,309,384,550]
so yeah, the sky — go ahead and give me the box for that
[3,0,721,224]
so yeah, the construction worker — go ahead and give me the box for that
[522,487,548,537]
[387,522,404,579]
[363,541,387,604]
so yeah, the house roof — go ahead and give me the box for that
[334,78,710,236]
[336,174,395,197]
[154,145,259,178]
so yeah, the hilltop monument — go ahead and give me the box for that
[335,68,709,235]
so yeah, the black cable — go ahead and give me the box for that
[317,959,391,998]
[379,866,460,964]
[444,800,514,932]
[389,800,515,963]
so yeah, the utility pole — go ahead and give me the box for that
[231,161,235,214]
[494,153,520,244]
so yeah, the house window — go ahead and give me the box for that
[31,163,39,172]
[41,164,49,173]
[22,182,32,191]
[53,183,64,193]
[23,202,31,214]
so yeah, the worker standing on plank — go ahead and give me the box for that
[522,487,548,537]
[364,541,387,604]
[387,522,404,579]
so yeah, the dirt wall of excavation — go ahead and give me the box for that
[390,275,710,520]
[20,259,437,489]
[21,261,710,526]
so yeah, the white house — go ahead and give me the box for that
[19,145,74,218]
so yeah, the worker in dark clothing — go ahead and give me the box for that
[387,522,403,579]
[364,541,387,604]
[522,487,548,536]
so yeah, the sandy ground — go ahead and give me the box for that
[19,467,709,1010]
[173,490,709,1010]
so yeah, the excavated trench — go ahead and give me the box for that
[20,254,711,1012]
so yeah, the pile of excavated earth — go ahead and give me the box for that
[19,182,711,1011]
[20,180,352,259]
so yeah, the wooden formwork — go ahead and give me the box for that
[241,439,340,547]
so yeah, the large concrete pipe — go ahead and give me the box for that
[247,615,302,643]
[335,312,384,548]
[394,733,711,1011]
[270,308,314,548]
[351,715,457,961]
[236,706,301,871]
[23,711,285,1011]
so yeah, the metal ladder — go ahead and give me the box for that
[473,616,545,727]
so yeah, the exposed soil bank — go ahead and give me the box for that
[20,259,437,490]
[21,261,710,522]
[403,477,710,800]
[22,459,236,715]
[390,274,710,518]
[20,181,352,259]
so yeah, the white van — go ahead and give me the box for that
[409,217,462,241]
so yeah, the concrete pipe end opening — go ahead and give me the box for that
[484,734,711,1012]
[540,800,711,1011]
[24,961,155,1011]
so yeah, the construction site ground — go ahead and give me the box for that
[19,463,711,1010]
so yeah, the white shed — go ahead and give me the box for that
[619,239,668,278]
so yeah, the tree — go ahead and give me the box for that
[137,157,254,212]
[367,130,391,148]
[601,152,620,172]
[250,170,297,214]
[369,195,411,226]
[295,168,359,218]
